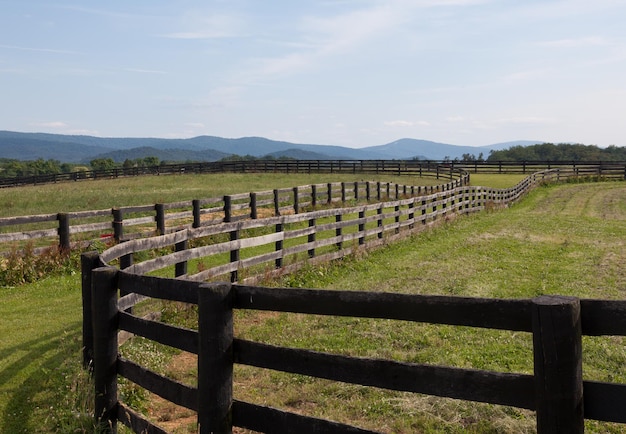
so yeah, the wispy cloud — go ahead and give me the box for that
[0,44,80,55]
[385,120,430,127]
[162,12,246,39]
[32,121,68,129]
[124,68,167,75]
[537,36,608,48]
[29,121,99,135]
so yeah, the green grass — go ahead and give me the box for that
[233,181,626,433]
[2,175,624,433]
[0,274,96,433]
[0,172,443,218]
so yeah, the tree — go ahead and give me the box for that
[90,158,116,171]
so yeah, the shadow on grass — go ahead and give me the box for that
[0,323,84,433]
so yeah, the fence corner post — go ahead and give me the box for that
[532,295,583,434]
[81,251,104,370]
[91,267,119,433]
[198,282,233,434]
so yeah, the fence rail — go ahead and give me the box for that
[81,167,626,433]
[85,270,626,434]
[0,164,469,255]
[2,159,626,188]
[4,162,626,256]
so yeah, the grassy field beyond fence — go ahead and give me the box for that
[1,174,624,433]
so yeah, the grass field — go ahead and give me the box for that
[1,173,624,433]
[0,172,449,217]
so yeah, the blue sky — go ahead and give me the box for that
[1,1,625,148]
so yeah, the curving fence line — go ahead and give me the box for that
[83,168,626,433]
[0,165,468,255]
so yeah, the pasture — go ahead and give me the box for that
[1,173,624,433]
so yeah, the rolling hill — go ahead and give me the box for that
[0,130,542,162]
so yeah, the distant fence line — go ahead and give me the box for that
[2,162,626,256]
[0,164,469,255]
[2,158,626,188]
[81,167,626,433]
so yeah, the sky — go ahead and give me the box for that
[1,1,625,149]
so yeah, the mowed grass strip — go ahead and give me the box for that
[226,181,626,433]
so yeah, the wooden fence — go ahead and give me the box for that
[2,159,626,189]
[84,271,626,433]
[4,162,626,256]
[0,166,468,255]
[80,167,626,433]
[0,159,458,188]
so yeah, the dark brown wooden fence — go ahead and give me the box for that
[2,159,626,189]
[81,166,626,433]
[3,162,625,255]
[84,269,626,433]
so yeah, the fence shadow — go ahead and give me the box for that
[0,325,82,433]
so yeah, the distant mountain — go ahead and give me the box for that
[365,139,543,161]
[264,148,338,160]
[0,130,545,162]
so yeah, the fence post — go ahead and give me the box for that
[155,203,165,235]
[175,239,188,277]
[275,221,284,269]
[273,189,280,216]
[193,199,201,228]
[327,183,332,205]
[311,184,317,208]
[308,218,316,258]
[197,282,233,434]
[91,267,119,434]
[112,208,123,243]
[250,193,257,219]
[358,209,365,245]
[377,205,383,239]
[293,187,299,214]
[341,182,346,203]
[224,203,239,283]
[377,182,381,201]
[335,213,343,250]
[354,181,359,201]
[58,213,71,252]
[532,295,583,434]
[224,196,232,223]
[366,182,371,201]
[81,251,104,370]
[408,199,415,229]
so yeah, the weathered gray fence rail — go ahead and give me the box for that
[3,162,625,255]
[0,167,468,255]
[80,167,626,433]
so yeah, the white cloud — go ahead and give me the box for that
[384,120,430,127]
[537,36,608,48]
[32,121,68,129]
[124,68,167,75]
[28,121,99,136]
[0,44,79,55]
[162,12,246,39]
[185,122,205,128]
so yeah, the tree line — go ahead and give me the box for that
[485,143,626,162]
[1,143,624,178]
[0,155,296,178]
